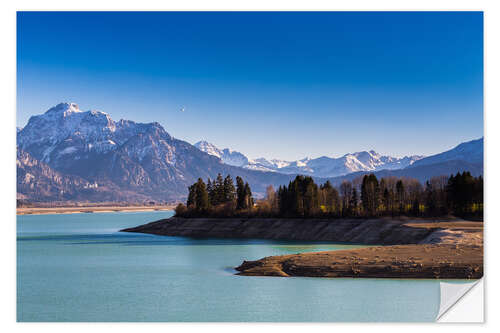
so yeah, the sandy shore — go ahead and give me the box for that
[17,205,175,215]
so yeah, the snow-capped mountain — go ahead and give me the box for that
[409,138,483,168]
[322,137,484,184]
[194,141,249,167]
[17,103,297,202]
[17,103,174,168]
[194,141,424,178]
[16,102,483,203]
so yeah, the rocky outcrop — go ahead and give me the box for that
[16,148,151,203]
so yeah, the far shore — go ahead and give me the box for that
[17,205,175,215]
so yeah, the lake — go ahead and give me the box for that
[18,211,446,322]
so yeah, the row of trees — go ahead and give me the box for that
[271,172,482,218]
[176,171,483,218]
[176,174,254,217]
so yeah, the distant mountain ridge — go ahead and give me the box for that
[324,138,484,184]
[195,141,424,178]
[17,102,483,203]
[409,138,483,168]
[194,141,249,167]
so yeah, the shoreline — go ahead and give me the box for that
[123,217,483,279]
[17,205,175,215]
[235,244,483,279]
[233,219,483,279]
[121,217,482,245]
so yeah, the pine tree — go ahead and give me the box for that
[361,174,379,216]
[212,173,224,206]
[396,180,405,214]
[244,182,253,210]
[187,184,196,209]
[424,180,436,216]
[194,178,209,212]
[223,175,236,203]
[292,178,303,216]
[206,178,213,206]
[383,187,390,215]
[236,176,246,210]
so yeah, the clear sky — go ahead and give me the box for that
[17,11,483,160]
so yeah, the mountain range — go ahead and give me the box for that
[17,103,483,203]
[195,141,424,178]
[17,103,297,202]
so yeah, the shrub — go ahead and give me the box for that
[174,203,188,217]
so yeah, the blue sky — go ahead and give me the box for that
[17,12,483,160]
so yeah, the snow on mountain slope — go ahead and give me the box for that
[17,103,177,169]
[17,102,481,203]
[194,141,249,167]
[17,103,298,202]
[17,103,204,199]
[193,141,222,158]
[194,141,424,178]
[409,138,483,168]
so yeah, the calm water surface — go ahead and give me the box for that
[18,211,446,322]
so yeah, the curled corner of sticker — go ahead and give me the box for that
[437,279,483,322]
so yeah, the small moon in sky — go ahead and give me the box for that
[180,107,185,112]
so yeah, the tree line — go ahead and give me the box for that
[175,171,483,219]
[175,173,254,217]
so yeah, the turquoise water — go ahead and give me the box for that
[18,211,444,322]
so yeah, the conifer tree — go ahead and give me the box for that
[187,184,196,209]
[206,178,213,206]
[236,176,246,210]
[223,175,236,203]
[383,187,391,215]
[213,173,224,206]
[194,178,209,212]
[244,182,254,209]
[182,170,482,219]
[361,174,379,216]
[396,180,405,214]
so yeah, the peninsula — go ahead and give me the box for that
[122,173,483,279]
[122,217,483,279]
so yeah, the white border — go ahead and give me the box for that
[2,0,498,331]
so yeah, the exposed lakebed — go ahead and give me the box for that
[124,217,483,279]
